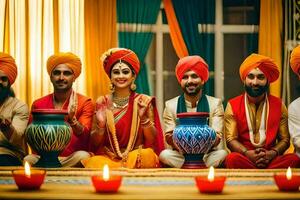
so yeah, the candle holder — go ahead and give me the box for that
[195,176,226,193]
[91,175,122,193]
[12,169,46,190]
[274,173,300,191]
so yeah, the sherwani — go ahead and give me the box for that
[225,94,300,168]
[159,95,228,168]
[0,97,29,161]
[288,97,300,158]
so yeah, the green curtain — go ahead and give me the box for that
[172,0,215,95]
[117,0,161,95]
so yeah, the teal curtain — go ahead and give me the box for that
[172,0,215,95]
[117,0,161,95]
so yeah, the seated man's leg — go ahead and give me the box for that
[204,149,228,167]
[0,154,22,166]
[159,149,184,168]
[60,150,91,167]
[268,153,300,169]
[23,154,40,165]
[225,152,256,169]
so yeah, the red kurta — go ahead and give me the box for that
[31,93,94,156]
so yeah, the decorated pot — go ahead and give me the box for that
[173,112,216,169]
[25,109,71,168]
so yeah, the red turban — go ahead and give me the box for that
[290,45,300,78]
[175,56,209,83]
[101,48,140,76]
[47,52,82,79]
[0,52,18,85]
[239,53,279,83]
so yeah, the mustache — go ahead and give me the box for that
[55,80,68,84]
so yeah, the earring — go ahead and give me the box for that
[110,83,115,93]
[130,80,136,91]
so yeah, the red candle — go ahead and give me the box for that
[195,166,226,193]
[91,165,122,193]
[274,167,300,191]
[12,162,46,190]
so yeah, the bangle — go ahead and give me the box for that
[242,149,248,155]
[141,120,154,128]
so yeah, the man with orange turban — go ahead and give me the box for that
[288,45,300,159]
[224,53,300,168]
[159,55,228,168]
[24,52,94,167]
[0,52,29,166]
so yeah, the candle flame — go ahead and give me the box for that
[208,166,214,182]
[286,167,292,180]
[103,164,109,181]
[24,161,31,177]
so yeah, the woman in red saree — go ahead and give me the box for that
[83,48,165,169]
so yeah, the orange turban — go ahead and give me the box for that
[0,52,18,85]
[239,53,279,83]
[101,48,140,76]
[175,56,209,83]
[290,45,300,78]
[47,52,82,79]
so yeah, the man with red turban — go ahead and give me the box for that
[0,52,29,166]
[224,53,300,168]
[288,45,300,159]
[24,52,94,167]
[159,55,228,168]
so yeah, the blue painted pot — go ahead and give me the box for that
[173,112,216,169]
[25,109,71,168]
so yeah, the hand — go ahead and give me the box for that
[213,134,221,147]
[137,97,149,121]
[95,96,112,128]
[68,104,76,122]
[0,115,11,131]
[95,109,107,128]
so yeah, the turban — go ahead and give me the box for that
[47,52,82,79]
[175,56,209,83]
[101,48,140,76]
[239,53,279,83]
[0,52,18,84]
[290,45,300,78]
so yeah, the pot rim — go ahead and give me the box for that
[177,112,209,118]
[31,109,68,115]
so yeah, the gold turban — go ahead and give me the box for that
[47,52,82,79]
[290,45,300,78]
[0,52,18,84]
[239,53,279,83]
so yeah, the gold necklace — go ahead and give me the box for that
[112,95,130,109]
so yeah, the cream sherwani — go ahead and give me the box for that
[288,97,300,158]
[0,97,29,160]
[159,95,228,168]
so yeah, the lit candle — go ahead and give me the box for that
[12,161,46,190]
[195,166,226,193]
[274,167,300,191]
[91,164,122,193]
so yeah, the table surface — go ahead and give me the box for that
[0,167,299,200]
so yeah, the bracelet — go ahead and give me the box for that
[140,118,150,125]
[69,118,78,126]
[242,149,248,155]
[141,120,154,128]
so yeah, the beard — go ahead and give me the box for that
[244,84,269,97]
[0,84,12,103]
[182,82,203,96]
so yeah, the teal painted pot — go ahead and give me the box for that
[25,109,71,168]
[173,112,216,169]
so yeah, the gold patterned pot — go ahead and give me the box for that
[25,109,71,168]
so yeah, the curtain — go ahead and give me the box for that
[258,0,282,97]
[0,0,87,106]
[167,0,215,96]
[117,0,160,95]
[163,0,188,58]
[84,0,117,101]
